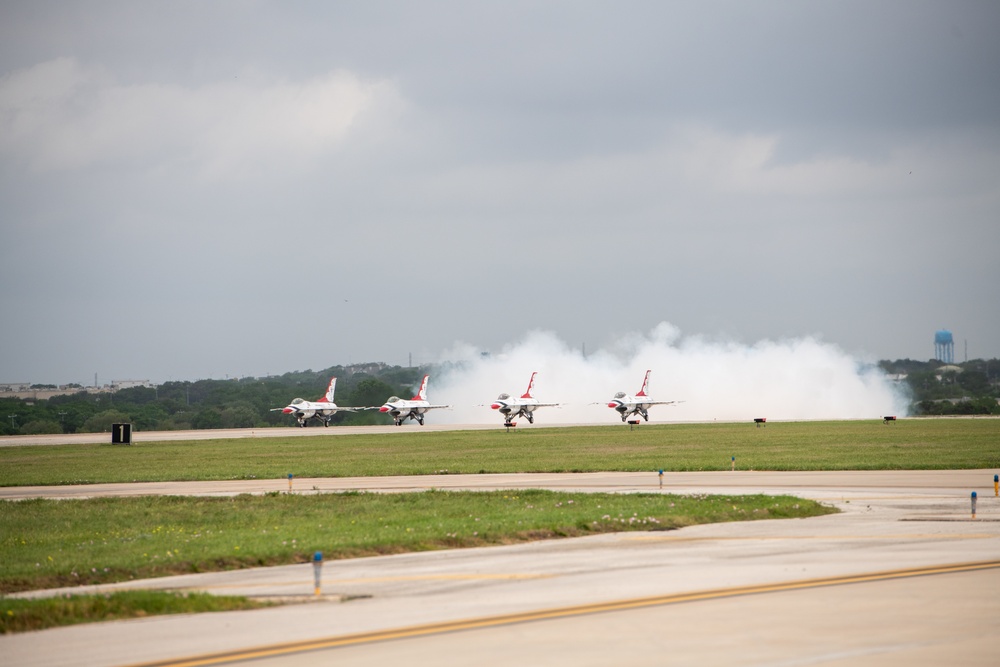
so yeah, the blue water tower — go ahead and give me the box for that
[934,330,954,364]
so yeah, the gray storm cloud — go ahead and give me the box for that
[2,4,997,386]
[431,323,908,425]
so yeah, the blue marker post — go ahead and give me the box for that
[312,551,323,596]
[658,469,664,490]
[288,473,294,492]
[731,456,735,472]
[971,492,977,520]
[994,474,998,497]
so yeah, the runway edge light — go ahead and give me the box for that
[994,474,998,497]
[313,551,323,596]
[288,473,294,492]
[971,491,977,520]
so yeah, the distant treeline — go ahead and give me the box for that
[879,358,1000,416]
[0,365,427,435]
[2,358,998,436]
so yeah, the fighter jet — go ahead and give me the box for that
[378,375,450,426]
[271,377,365,427]
[490,371,560,427]
[607,370,679,422]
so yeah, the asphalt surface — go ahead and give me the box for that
[3,470,999,666]
[0,424,504,447]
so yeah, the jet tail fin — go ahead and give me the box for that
[319,377,337,403]
[636,370,652,397]
[521,371,538,399]
[412,375,429,401]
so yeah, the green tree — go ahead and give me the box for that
[349,378,398,408]
[220,405,257,429]
[19,420,62,435]
[958,370,990,395]
[129,403,169,430]
[81,410,131,433]
[192,409,222,430]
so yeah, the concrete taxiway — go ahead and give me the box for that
[3,471,999,666]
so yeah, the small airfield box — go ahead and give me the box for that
[111,423,132,445]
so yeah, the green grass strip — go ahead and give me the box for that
[0,590,272,634]
[1,420,997,488]
[0,490,834,594]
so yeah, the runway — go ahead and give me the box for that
[3,471,999,666]
[0,423,504,447]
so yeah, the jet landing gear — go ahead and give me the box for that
[504,411,532,429]
[394,414,425,426]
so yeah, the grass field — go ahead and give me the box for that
[0,490,833,595]
[0,591,272,634]
[0,419,997,487]
[0,418,991,629]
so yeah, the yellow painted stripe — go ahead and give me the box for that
[127,560,1000,667]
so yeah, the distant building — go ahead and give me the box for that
[110,380,153,390]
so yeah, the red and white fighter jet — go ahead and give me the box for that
[271,377,363,427]
[607,370,679,422]
[490,371,560,426]
[378,375,450,426]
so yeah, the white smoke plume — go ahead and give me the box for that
[429,323,909,425]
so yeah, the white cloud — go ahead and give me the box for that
[0,58,400,178]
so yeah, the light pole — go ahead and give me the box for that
[7,414,16,429]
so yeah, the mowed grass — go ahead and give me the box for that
[0,490,833,595]
[0,419,997,487]
[1,591,271,634]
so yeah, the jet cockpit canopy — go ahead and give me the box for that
[496,393,511,400]
[613,391,627,399]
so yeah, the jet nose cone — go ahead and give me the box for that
[282,407,293,414]
[379,406,389,413]
[607,402,619,409]
[490,403,501,410]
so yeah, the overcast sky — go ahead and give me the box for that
[2,1,998,387]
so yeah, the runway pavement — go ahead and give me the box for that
[0,423,502,447]
[3,471,999,666]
